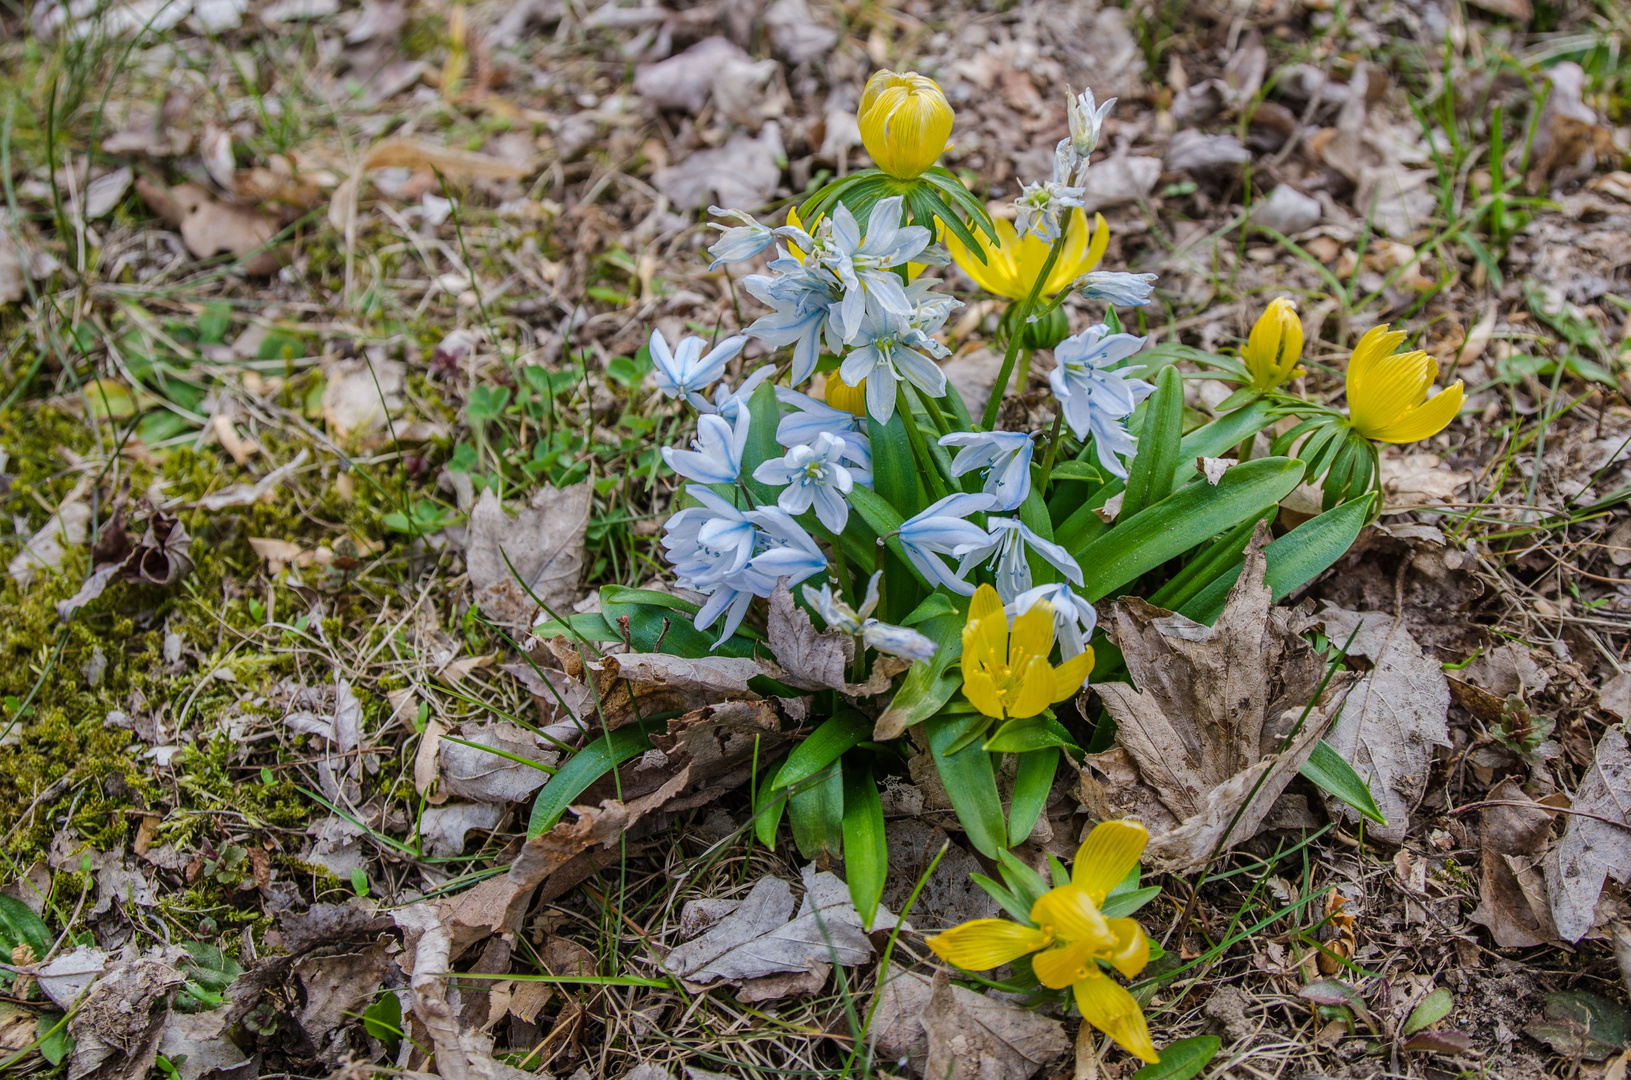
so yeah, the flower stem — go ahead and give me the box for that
[982,233,1067,430]
[896,384,949,502]
[1037,410,1064,492]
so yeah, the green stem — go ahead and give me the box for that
[982,233,1067,429]
[1037,411,1064,492]
[896,384,949,502]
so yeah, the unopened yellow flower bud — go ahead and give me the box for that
[1241,297,1305,390]
[824,373,867,416]
[858,70,954,180]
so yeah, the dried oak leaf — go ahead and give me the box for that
[1086,532,1351,871]
[762,580,913,697]
[1316,605,1451,843]
[134,178,283,274]
[464,483,592,628]
[1546,728,1631,942]
[1468,776,1563,948]
[292,934,395,1064]
[67,946,188,1080]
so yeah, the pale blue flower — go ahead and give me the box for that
[663,486,756,590]
[662,411,749,485]
[773,388,872,473]
[651,328,748,410]
[1048,323,1153,479]
[939,431,1034,511]
[1014,155,1085,244]
[955,517,1084,604]
[744,261,843,387]
[896,492,996,596]
[740,506,828,595]
[821,195,937,343]
[704,365,775,420]
[1008,582,1098,659]
[1063,87,1115,180]
[837,308,948,424]
[752,431,857,533]
[705,206,814,270]
[861,621,938,661]
[1075,271,1159,307]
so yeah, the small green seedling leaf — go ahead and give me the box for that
[1402,987,1454,1038]
[1129,1035,1220,1080]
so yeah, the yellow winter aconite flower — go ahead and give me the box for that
[961,584,1093,720]
[1242,297,1306,390]
[858,70,955,179]
[1344,325,1465,443]
[946,208,1109,300]
[824,372,867,416]
[927,820,1160,1064]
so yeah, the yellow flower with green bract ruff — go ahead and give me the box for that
[961,583,1092,720]
[858,70,954,180]
[1242,297,1306,390]
[927,820,1160,1063]
[945,208,1109,301]
[1344,325,1464,443]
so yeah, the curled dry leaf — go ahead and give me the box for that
[437,720,559,803]
[1085,530,1351,871]
[762,580,914,697]
[464,484,592,628]
[1468,776,1563,948]
[57,509,195,620]
[134,177,284,274]
[1546,728,1631,942]
[1317,605,1451,843]
[291,934,395,1064]
[68,945,189,1080]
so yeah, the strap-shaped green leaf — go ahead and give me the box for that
[788,763,845,862]
[876,601,968,736]
[926,710,1006,858]
[1177,494,1373,625]
[771,711,871,791]
[1007,746,1060,846]
[841,756,887,929]
[1176,397,1275,476]
[1073,457,1304,602]
[1145,507,1275,612]
[1122,365,1184,519]
[1299,738,1386,823]
[528,725,654,836]
[743,378,784,506]
[871,401,924,520]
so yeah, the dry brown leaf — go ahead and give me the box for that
[1546,728,1631,942]
[419,802,506,857]
[292,935,395,1064]
[921,969,1070,1080]
[1317,606,1451,843]
[602,652,762,698]
[1087,530,1350,871]
[362,137,529,179]
[0,226,25,303]
[134,178,283,274]
[68,946,188,1080]
[438,720,557,803]
[1379,450,1473,510]
[652,126,785,211]
[1468,777,1563,948]
[414,718,449,804]
[766,579,852,691]
[321,355,405,436]
[465,484,592,628]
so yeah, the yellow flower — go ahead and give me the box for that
[858,70,955,180]
[946,208,1109,300]
[961,584,1093,720]
[823,372,867,416]
[1344,325,1465,443]
[1242,297,1306,390]
[927,820,1160,1064]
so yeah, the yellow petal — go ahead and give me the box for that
[824,373,868,416]
[784,205,809,263]
[1071,820,1149,902]
[963,667,1006,720]
[969,583,1006,626]
[1242,297,1304,390]
[1031,885,1114,949]
[927,919,1050,971]
[1009,601,1055,668]
[1348,349,1436,436]
[1006,654,1056,719]
[1105,918,1151,979]
[1032,940,1097,990]
[1342,325,1407,418]
[857,70,953,179]
[1074,972,1160,1063]
[1366,380,1464,443]
[1052,646,1094,704]
[1043,209,1096,294]
[948,218,1022,298]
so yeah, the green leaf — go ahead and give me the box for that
[971,873,1033,923]
[36,1014,72,1065]
[926,710,1006,858]
[1145,508,1274,611]
[1073,458,1304,602]
[996,847,1050,905]
[600,591,759,658]
[0,894,52,960]
[1131,1035,1221,1080]
[753,767,789,850]
[1299,740,1386,824]
[1008,746,1059,845]
[176,941,245,1012]
[871,402,925,520]
[1122,365,1185,519]
[743,380,784,506]
[1527,992,1631,1060]
[902,593,957,626]
[1177,494,1373,625]
[983,715,1078,754]
[1100,885,1162,919]
[788,763,845,862]
[599,585,699,616]
[772,711,871,790]
[876,599,969,736]
[1403,987,1454,1037]
[841,757,887,929]
[528,726,654,836]
[1174,398,1275,480]
[362,993,404,1055]
[1049,460,1103,483]
[531,612,621,644]
[198,302,232,345]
